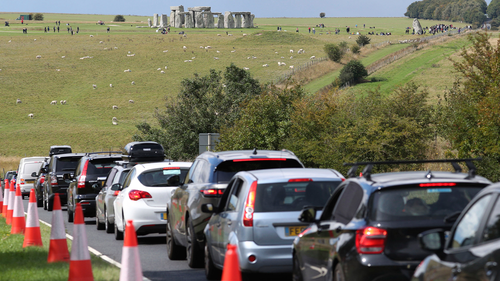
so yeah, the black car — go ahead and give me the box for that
[412,182,500,281]
[292,159,492,281]
[66,152,122,222]
[32,159,49,207]
[43,153,85,210]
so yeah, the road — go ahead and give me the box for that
[23,198,206,281]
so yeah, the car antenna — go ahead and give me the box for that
[252,148,257,155]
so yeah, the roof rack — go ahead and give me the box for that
[85,151,122,156]
[343,158,481,181]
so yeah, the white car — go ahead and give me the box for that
[113,161,192,240]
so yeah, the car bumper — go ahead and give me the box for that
[124,204,167,235]
[238,241,293,273]
[49,192,67,205]
[21,183,35,194]
[343,254,419,281]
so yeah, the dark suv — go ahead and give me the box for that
[66,152,122,222]
[167,149,304,268]
[43,153,85,211]
[33,159,49,207]
[292,159,492,281]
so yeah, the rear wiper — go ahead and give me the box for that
[444,211,462,223]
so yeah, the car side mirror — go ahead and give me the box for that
[111,183,122,191]
[92,183,101,190]
[201,203,218,214]
[418,229,446,258]
[31,172,38,177]
[299,207,317,223]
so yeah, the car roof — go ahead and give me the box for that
[53,153,86,159]
[244,168,344,183]
[20,156,46,162]
[198,149,301,163]
[83,153,123,160]
[133,161,192,172]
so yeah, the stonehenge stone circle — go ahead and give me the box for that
[160,6,254,28]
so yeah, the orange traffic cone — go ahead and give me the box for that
[11,184,26,234]
[48,193,70,263]
[119,220,143,281]
[6,181,15,225]
[68,203,94,281]
[221,244,242,281]
[2,179,9,217]
[23,189,43,247]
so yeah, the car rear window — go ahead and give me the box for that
[87,159,119,176]
[215,159,303,183]
[370,185,482,221]
[254,181,341,212]
[23,163,43,175]
[138,167,189,187]
[56,157,82,172]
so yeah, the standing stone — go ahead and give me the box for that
[160,14,168,27]
[224,12,234,29]
[153,13,158,27]
[413,18,423,35]
[234,13,242,28]
[170,6,185,28]
[184,12,194,28]
[148,18,152,27]
[204,12,215,28]
[216,14,224,28]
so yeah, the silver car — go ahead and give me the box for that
[202,168,344,279]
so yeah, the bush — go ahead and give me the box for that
[114,15,126,22]
[323,44,344,63]
[338,41,349,52]
[33,13,44,21]
[320,12,326,18]
[338,60,368,86]
[351,44,361,54]
[356,35,371,46]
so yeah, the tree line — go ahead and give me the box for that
[405,0,487,27]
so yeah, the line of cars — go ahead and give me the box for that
[3,144,500,281]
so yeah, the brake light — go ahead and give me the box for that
[356,227,387,254]
[19,178,25,185]
[129,190,152,201]
[419,182,456,187]
[51,175,58,186]
[40,176,45,184]
[163,167,180,170]
[77,160,89,188]
[288,178,313,182]
[233,158,287,162]
[243,181,257,227]
[200,189,224,197]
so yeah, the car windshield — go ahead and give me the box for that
[254,181,341,212]
[56,157,82,172]
[370,186,482,221]
[138,167,189,187]
[215,159,303,183]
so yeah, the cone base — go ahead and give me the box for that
[69,259,94,281]
[11,216,26,234]
[48,239,70,263]
[23,227,43,247]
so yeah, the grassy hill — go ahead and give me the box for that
[0,13,467,170]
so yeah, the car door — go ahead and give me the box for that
[97,168,117,220]
[456,193,500,281]
[427,194,495,281]
[218,178,245,264]
[114,168,136,231]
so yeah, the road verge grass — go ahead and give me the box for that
[0,216,120,281]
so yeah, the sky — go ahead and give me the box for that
[4,0,492,18]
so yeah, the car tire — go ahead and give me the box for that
[186,216,204,268]
[37,192,43,207]
[292,254,304,281]
[334,263,345,281]
[114,218,124,240]
[96,214,105,230]
[205,244,221,280]
[105,209,113,234]
[67,206,74,223]
[47,198,53,211]
[43,196,47,210]
[166,216,186,260]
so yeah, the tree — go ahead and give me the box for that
[356,35,371,47]
[337,60,368,86]
[133,64,261,160]
[114,15,126,22]
[320,12,326,18]
[324,43,344,63]
[351,44,361,54]
[33,13,44,21]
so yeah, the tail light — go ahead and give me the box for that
[19,178,25,185]
[200,189,224,197]
[355,227,387,254]
[243,181,257,227]
[129,190,152,201]
[40,176,45,184]
[288,178,313,182]
[419,182,456,187]
[51,175,58,186]
[77,160,89,188]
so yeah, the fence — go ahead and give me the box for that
[273,56,328,84]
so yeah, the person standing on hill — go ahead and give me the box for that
[309,27,311,33]
[312,27,315,34]
[296,27,299,33]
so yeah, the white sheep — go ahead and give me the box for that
[92,84,97,89]
[51,100,57,105]
[200,46,204,49]
[228,34,233,36]
[243,67,249,70]
[289,65,294,69]
[110,84,113,87]
[157,68,161,71]
[131,81,135,85]
[310,56,316,60]
[262,64,269,67]
[60,100,66,105]
[127,54,135,57]
[112,105,118,109]
[16,99,21,104]
[281,62,286,66]
[160,70,165,74]
[290,56,293,59]
[163,50,168,53]
[231,50,235,53]
[61,56,65,58]
[217,34,221,36]
[129,100,134,103]
[124,69,131,72]
[99,41,104,44]
[216,50,220,53]
[191,57,196,59]
[213,57,219,60]
[56,69,60,71]
[28,113,34,118]
[290,49,294,53]
[89,35,94,37]
[278,62,282,66]
[36,55,41,59]
[165,66,168,69]
[183,46,187,50]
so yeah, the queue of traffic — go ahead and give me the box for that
[2,143,499,281]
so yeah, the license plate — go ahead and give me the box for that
[26,180,35,184]
[161,213,167,220]
[285,226,307,237]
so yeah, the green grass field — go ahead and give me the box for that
[0,12,470,169]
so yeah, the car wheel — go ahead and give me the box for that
[334,263,345,281]
[114,217,123,240]
[47,198,53,211]
[292,254,304,281]
[205,244,221,280]
[96,214,105,230]
[37,192,43,207]
[186,216,204,268]
[43,195,47,210]
[67,207,74,223]
[105,208,114,234]
[166,216,186,260]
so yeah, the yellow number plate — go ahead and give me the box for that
[161,213,167,220]
[285,226,307,237]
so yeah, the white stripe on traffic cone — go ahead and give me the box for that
[68,203,93,281]
[2,180,9,216]
[24,189,42,247]
[48,193,70,263]
[6,181,16,225]
[120,220,143,281]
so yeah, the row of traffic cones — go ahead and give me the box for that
[0,185,145,281]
